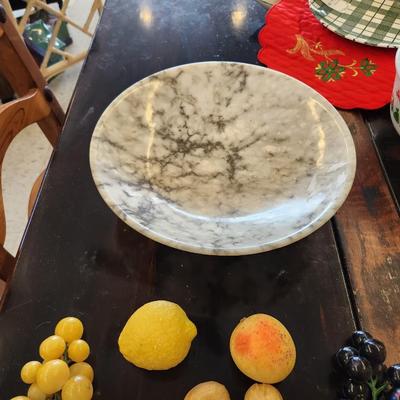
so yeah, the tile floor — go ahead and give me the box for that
[3,0,100,256]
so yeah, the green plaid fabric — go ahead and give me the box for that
[309,0,400,47]
[256,0,278,7]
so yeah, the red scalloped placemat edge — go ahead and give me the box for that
[257,0,396,110]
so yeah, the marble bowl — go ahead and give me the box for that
[90,62,356,255]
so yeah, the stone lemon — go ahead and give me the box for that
[118,300,197,370]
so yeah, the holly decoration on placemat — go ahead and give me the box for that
[258,0,396,109]
[287,34,378,82]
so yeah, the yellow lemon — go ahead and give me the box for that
[118,300,197,370]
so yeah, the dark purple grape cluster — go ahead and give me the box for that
[334,330,400,400]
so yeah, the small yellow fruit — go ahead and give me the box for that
[36,359,70,394]
[28,383,47,400]
[61,375,93,400]
[21,360,41,384]
[244,383,283,400]
[69,362,94,382]
[118,300,197,370]
[184,381,230,400]
[68,340,90,362]
[10,397,30,400]
[55,317,84,343]
[230,314,296,384]
[39,335,66,361]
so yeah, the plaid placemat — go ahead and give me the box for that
[309,0,400,48]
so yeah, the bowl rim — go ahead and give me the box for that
[89,61,357,256]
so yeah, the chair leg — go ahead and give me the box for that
[0,246,15,310]
[0,278,7,309]
[28,170,45,216]
[0,74,14,103]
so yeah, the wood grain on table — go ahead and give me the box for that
[336,111,400,365]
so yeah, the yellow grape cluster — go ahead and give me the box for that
[11,317,94,400]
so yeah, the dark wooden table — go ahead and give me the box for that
[1,1,399,399]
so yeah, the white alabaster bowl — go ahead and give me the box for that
[90,62,356,255]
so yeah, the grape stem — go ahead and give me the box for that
[368,377,388,400]
[62,348,69,364]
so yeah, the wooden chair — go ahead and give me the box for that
[0,4,64,308]
[17,0,103,79]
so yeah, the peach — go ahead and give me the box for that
[184,381,230,400]
[229,314,296,383]
[244,383,283,400]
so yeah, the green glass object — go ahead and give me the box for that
[28,9,72,46]
[23,19,66,66]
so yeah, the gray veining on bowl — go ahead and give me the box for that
[89,62,356,255]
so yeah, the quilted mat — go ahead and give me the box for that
[258,0,396,109]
